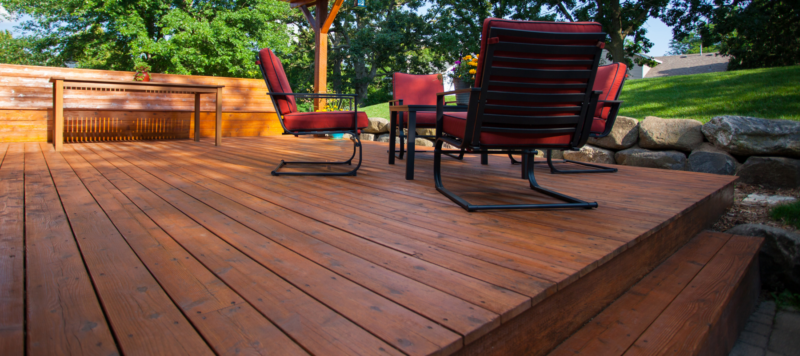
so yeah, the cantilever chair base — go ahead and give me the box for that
[272,134,363,177]
[509,150,618,174]
[434,142,598,212]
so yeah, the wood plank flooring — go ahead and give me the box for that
[0,137,736,356]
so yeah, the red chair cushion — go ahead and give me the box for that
[592,117,607,133]
[443,112,572,146]
[400,111,437,127]
[393,73,444,106]
[258,48,297,114]
[474,19,604,87]
[593,62,627,120]
[282,111,368,132]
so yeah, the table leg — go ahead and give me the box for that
[389,110,397,165]
[194,93,201,142]
[405,111,416,180]
[215,87,222,146]
[53,79,64,152]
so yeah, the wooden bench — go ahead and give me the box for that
[549,231,763,356]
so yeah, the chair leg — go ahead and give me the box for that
[545,149,618,174]
[272,134,363,176]
[434,144,598,212]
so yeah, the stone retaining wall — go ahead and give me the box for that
[359,115,800,188]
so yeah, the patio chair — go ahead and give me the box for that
[509,62,627,174]
[256,48,368,176]
[433,18,606,211]
[388,73,467,180]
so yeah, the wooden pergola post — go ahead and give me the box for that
[287,0,344,110]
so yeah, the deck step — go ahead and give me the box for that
[549,231,763,356]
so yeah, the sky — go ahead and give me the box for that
[0,5,675,57]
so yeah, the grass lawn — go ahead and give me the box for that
[619,65,800,122]
[361,65,800,123]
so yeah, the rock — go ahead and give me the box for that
[615,146,686,170]
[562,145,615,164]
[359,133,377,141]
[639,116,704,152]
[742,194,798,206]
[375,134,434,147]
[737,156,800,189]
[363,117,389,133]
[686,143,740,175]
[534,150,564,159]
[375,133,397,143]
[588,116,639,150]
[726,224,800,292]
[702,116,800,157]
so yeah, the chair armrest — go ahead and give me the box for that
[598,100,623,104]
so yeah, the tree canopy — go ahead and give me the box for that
[0,0,293,77]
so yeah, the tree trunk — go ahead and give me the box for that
[606,0,626,63]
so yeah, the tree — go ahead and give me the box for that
[0,30,46,65]
[663,0,800,70]
[318,0,440,104]
[667,31,719,55]
[0,0,293,77]
[429,0,554,58]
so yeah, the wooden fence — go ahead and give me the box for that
[0,64,282,142]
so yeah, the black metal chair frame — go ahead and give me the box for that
[433,26,605,211]
[509,73,627,174]
[256,53,363,176]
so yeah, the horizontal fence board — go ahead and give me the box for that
[0,64,285,142]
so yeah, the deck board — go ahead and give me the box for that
[4,137,736,356]
[0,143,24,356]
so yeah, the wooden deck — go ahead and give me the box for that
[0,137,736,356]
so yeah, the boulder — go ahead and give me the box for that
[615,146,686,170]
[588,116,639,150]
[639,116,704,152]
[562,145,616,164]
[686,143,740,175]
[363,117,390,133]
[741,194,797,206]
[375,134,434,147]
[737,156,800,189]
[359,133,378,141]
[535,149,564,160]
[702,116,800,157]
[726,224,800,293]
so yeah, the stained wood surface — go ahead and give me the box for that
[0,64,280,142]
[2,137,736,355]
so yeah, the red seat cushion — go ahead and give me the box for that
[393,73,443,106]
[592,117,607,133]
[282,111,368,132]
[591,63,628,133]
[443,112,572,146]
[400,111,437,127]
[258,48,298,114]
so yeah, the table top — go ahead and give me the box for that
[49,77,224,92]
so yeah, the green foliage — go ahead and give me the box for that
[668,31,720,55]
[1,0,293,77]
[664,0,800,70]
[716,0,800,70]
[773,289,800,311]
[770,200,800,229]
[618,65,800,122]
[0,30,46,65]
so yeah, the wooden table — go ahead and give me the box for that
[50,78,224,151]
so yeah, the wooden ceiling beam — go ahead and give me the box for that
[290,0,317,9]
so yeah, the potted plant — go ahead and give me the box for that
[133,64,151,82]
[446,54,478,104]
